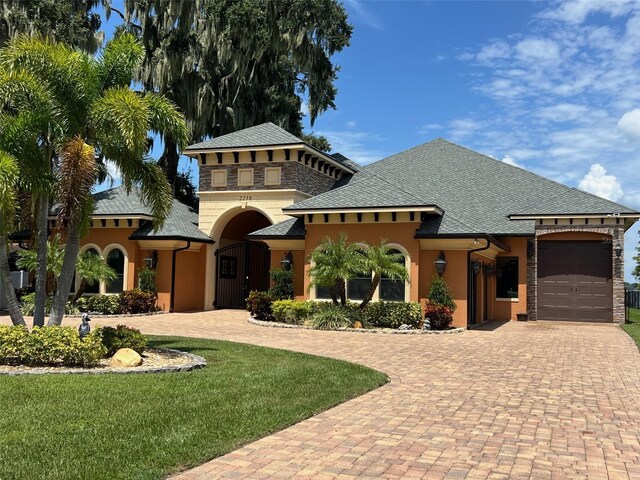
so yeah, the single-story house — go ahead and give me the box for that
[69,122,639,327]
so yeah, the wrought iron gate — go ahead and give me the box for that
[215,242,270,309]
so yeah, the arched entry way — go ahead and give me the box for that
[215,210,272,309]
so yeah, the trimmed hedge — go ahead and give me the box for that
[0,325,106,367]
[362,301,423,329]
[20,293,78,316]
[74,290,158,315]
[76,295,121,315]
[246,291,275,320]
[271,300,314,325]
[96,325,147,356]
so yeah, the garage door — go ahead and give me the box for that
[538,241,612,322]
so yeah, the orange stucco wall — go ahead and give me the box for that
[270,249,306,299]
[152,246,207,312]
[492,237,528,321]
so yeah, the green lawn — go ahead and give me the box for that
[0,336,387,480]
[621,308,640,347]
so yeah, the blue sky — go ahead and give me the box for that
[101,0,640,281]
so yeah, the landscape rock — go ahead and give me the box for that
[353,320,363,329]
[110,348,143,367]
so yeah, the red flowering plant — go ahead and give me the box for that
[424,275,457,330]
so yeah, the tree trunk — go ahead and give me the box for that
[0,214,26,326]
[48,222,79,326]
[33,194,49,327]
[336,278,347,306]
[71,280,86,304]
[360,273,381,310]
[329,285,338,305]
[160,138,179,194]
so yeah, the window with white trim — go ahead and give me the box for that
[106,248,125,293]
[379,249,406,301]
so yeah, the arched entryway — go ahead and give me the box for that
[214,210,272,309]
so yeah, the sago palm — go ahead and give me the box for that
[358,240,409,310]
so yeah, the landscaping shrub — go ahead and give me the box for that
[0,325,106,367]
[137,267,157,293]
[268,268,294,299]
[424,301,454,330]
[362,301,422,329]
[76,295,121,315]
[20,293,78,316]
[428,275,457,311]
[119,289,158,314]
[246,291,275,320]
[309,304,352,330]
[96,325,147,356]
[271,300,314,324]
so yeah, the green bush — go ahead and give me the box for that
[427,275,457,311]
[138,267,157,293]
[246,291,274,320]
[271,300,314,324]
[76,295,122,315]
[268,269,294,299]
[0,325,106,367]
[119,289,158,314]
[96,325,147,356]
[362,301,422,329]
[308,304,352,330]
[20,293,78,316]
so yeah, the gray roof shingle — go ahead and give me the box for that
[247,217,306,239]
[92,186,213,243]
[285,138,638,236]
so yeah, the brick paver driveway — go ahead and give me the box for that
[7,311,640,479]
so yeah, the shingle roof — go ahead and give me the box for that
[246,217,306,239]
[185,122,303,151]
[91,186,213,243]
[330,153,361,172]
[285,138,638,235]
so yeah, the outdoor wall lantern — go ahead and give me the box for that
[144,250,158,269]
[472,260,482,276]
[281,251,293,271]
[434,251,447,276]
[484,263,495,277]
[615,243,622,258]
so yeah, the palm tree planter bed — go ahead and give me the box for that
[248,317,466,334]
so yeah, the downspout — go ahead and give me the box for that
[467,238,491,328]
[170,241,191,313]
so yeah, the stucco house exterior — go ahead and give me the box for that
[73,122,639,327]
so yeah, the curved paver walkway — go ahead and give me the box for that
[5,312,640,479]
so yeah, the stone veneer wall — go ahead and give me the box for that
[529,224,625,323]
[199,162,336,197]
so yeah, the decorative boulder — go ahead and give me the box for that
[111,348,143,367]
[353,320,363,329]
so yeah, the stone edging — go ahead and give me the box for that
[66,311,166,319]
[0,348,207,376]
[248,317,465,335]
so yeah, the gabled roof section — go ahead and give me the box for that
[185,122,302,151]
[330,152,361,172]
[87,186,213,243]
[246,217,306,239]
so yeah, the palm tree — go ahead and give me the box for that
[0,150,26,326]
[308,233,363,305]
[0,34,188,326]
[72,251,117,303]
[358,240,409,310]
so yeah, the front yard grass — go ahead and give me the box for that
[0,336,387,480]
[621,308,640,347]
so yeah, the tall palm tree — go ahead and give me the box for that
[358,240,409,310]
[308,233,363,306]
[0,34,188,326]
[0,150,25,326]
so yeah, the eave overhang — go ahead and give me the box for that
[283,205,443,216]
[509,213,640,220]
[414,233,511,253]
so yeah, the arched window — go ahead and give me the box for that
[379,249,406,301]
[347,247,371,301]
[83,248,100,294]
[106,248,125,293]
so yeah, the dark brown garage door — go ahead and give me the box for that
[538,240,612,322]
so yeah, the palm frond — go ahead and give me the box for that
[143,92,189,149]
[0,150,19,235]
[98,32,144,89]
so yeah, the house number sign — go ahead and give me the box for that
[239,195,252,201]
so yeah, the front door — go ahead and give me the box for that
[215,242,270,309]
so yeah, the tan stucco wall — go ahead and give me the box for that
[270,249,306,300]
[492,237,528,321]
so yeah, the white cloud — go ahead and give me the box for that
[502,155,522,168]
[300,101,309,117]
[345,120,357,128]
[578,163,624,201]
[476,40,511,63]
[417,123,443,134]
[538,0,640,25]
[515,38,561,64]
[316,130,388,165]
[535,103,591,123]
[618,108,640,139]
[344,0,385,31]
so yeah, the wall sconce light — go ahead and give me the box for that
[144,250,158,269]
[484,263,495,277]
[615,243,622,258]
[434,251,447,276]
[472,260,482,276]
[281,251,293,271]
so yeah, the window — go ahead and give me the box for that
[380,249,406,301]
[219,256,237,279]
[347,247,372,300]
[496,257,518,299]
[83,248,100,294]
[211,169,227,187]
[264,167,282,186]
[237,168,254,187]
[106,248,125,293]
[316,285,332,300]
